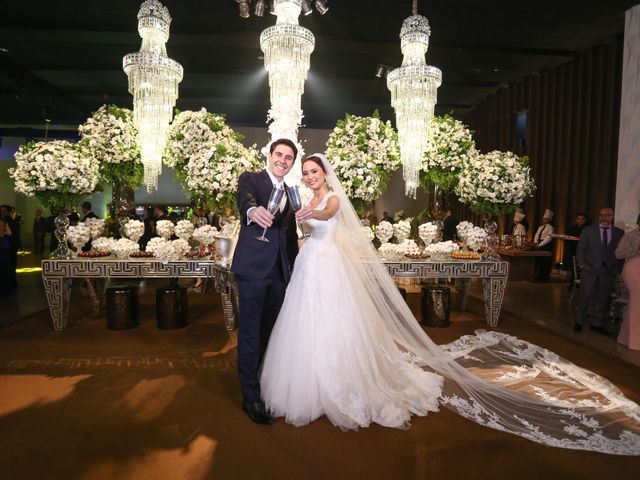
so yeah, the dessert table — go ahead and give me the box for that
[384,259,509,327]
[41,259,236,331]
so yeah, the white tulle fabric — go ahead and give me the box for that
[260,154,640,455]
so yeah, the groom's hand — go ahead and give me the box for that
[249,206,274,229]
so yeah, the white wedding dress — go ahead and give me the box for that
[261,193,443,429]
[259,155,640,455]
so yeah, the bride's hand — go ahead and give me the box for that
[296,206,313,223]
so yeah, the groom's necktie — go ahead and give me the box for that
[602,226,609,247]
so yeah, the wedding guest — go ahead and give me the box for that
[140,206,156,249]
[80,201,98,221]
[47,208,58,252]
[442,208,458,241]
[0,218,12,296]
[615,214,640,350]
[533,209,555,281]
[32,208,47,254]
[10,207,23,251]
[381,211,394,224]
[512,211,527,237]
[0,205,18,289]
[574,207,624,333]
[564,212,588,288]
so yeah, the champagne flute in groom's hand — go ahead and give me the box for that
[256,186,285,242]
[287,185,310,239]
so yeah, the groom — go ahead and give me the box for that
[231,138,299,424]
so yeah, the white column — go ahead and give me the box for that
[615,5,640,226]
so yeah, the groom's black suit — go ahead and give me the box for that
[231,169,298,403]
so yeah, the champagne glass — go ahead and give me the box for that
[256,186,285,242]
[287,185,310,239]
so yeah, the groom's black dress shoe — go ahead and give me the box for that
[242,400,275,425]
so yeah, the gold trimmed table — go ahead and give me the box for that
[41,259,236,331]
[384,259,509,327]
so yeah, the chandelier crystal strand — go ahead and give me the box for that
[260,0,315,173]
[123,0,183,191]
[387,14,441,198]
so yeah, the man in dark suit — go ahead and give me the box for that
[574,207,624,333]
[32,208,48,254]
[80,201,98,222]
[231,138,299,425]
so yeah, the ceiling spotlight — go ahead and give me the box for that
[254,0,266,16]
[375,64,389,78]
[301,0,313,15]
[237,0,250,18]
[314,0,329,15]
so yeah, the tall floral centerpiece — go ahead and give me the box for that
[164,108,262,216]
[421,115,476,192]
[325,110,400,216]
[456,150,536,259]
[78,104,143,235]
[10,140,100,258]
[456,150,535,217]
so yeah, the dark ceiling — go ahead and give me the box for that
[1,0,638,134]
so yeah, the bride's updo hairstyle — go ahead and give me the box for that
[301,155,326,173]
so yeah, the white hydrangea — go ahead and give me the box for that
[425,241,461,255]
[456,221,475,241]
[86,218,105,239]
[378,242,403,260]
[111,238,139,258]
[397,239,421,255]
[465,226,487,252]
[361,226,375,242]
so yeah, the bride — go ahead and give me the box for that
[259,154,640,455]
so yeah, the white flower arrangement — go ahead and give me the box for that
[86,218,105,239]
[155,220,175,240]
[193,225,218,247]
[67,224,91,251]
[456,150,536,216]
[393,219,412,243]
[164,108,262,215]
[421,115,476,192]
[10,140,100,208]
[175,220,194,241]
[465,227,487,252]
[418,222,439,245]
[378,242,403,260]
[325,111,400,211]
[145,237,167,253]
[111,238,139,259]
[171,238,191,257]
[375,221,394,244]
[92,236,117,253]
[77,104,143,188]
[425,241,460,255]
[152,239,190,261]
[456,221,475,242]
[398,239,421,256]
[361,226,375,242]
[123,219,145,242]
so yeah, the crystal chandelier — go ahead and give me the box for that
[387,3,441,198]
[123,0,183,191]
[260,0,315,153]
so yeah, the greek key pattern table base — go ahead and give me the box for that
[42,260,236,331]
[384,260,509,327]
